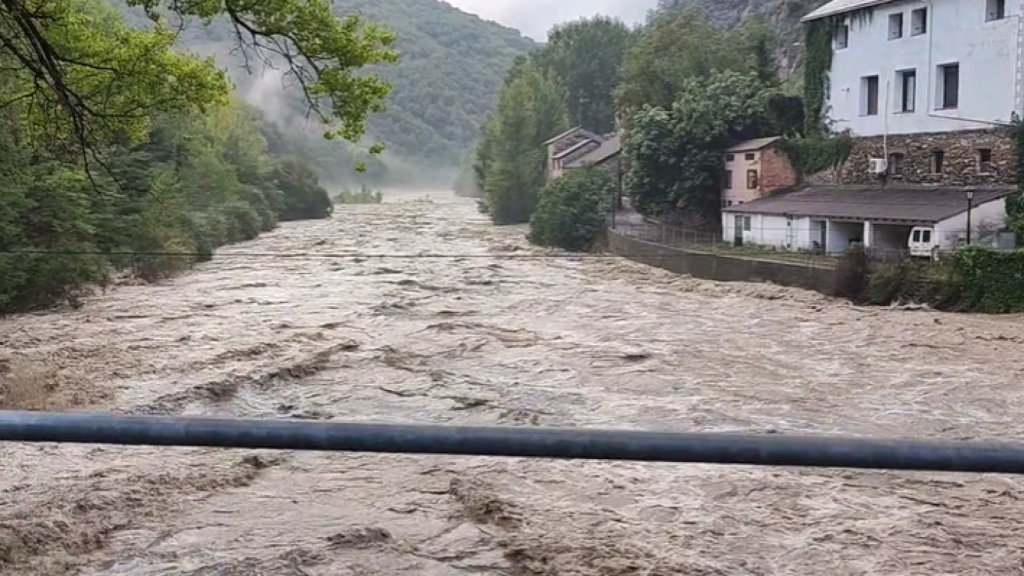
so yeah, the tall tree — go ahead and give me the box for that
[479,64,568,224]
[543,16,635,134]
[615,7,753,116]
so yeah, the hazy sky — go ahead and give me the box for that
[445,0,658,40]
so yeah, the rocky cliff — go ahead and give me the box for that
[658,0,829,77]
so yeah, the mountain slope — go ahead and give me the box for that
[116,0,536,180]
[657,0,827,76]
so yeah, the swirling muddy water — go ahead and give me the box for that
[3,192,1024,575]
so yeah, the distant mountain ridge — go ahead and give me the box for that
[112,0,537,181]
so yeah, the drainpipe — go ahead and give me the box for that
[883,79,891,178]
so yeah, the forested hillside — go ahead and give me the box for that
[115,0,536,184]
[656,0,826,78]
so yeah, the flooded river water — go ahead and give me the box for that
[2,192,1024,575]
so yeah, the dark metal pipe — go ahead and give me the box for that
[1,410,1023,473]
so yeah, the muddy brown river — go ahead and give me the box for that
[2,192,1024,575]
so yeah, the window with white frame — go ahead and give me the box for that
[911,8,927,34]
[888,12,904,39]
[834,24,849,48]
[937,63,959,109]
[897,69,916,112]
[862,75,880,116]
[987,0,1006,21]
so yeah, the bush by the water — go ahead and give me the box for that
[835,246,1024,313]
[334,185,384,204]
[0,104,335,315]
[528,168,611,252]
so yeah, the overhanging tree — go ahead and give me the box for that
[0,0,398,157]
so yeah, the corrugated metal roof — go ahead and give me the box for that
[801,0,896,22]
[566,134,621,167]
[543,127,582,146]
[726,136,782,153]
[723,185,1014,224]
[553,138,597,160]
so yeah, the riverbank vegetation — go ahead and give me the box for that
[836,248,1024,313]
[335,186,385,204]
[472,16,635,229]
[469,8,809,242]
[529,168,611,251]
[0,0,396,314]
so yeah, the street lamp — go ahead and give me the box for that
[965,188,975,246]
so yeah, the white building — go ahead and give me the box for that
[720,0,1018,255]
[803,0,1022,136]
[722,185,1012,254]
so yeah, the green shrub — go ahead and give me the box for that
[221,200,262,242]
[334,185,384,204]
[948,248,1024,313]
[833,245,869,300]
[528,168,611,252]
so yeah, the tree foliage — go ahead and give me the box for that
[624,71,772,221]
[542,17,637,134]
[0,0,396,314]
[472,17,633,224]
[2,0,398,157]
[529,168,611,251]
[477,63,568,224]
[615,7,758,116]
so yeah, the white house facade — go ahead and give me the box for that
[721,185,1012,255]
[803,0,1023,136]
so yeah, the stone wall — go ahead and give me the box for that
[837,129,1016,186]
[760,146,799,193]
[608,229,836,295]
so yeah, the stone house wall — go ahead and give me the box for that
[759,146,799,193]
[836,129,1017,186]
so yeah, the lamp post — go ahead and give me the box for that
[965,188,975,246]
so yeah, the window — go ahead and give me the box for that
[987,0,1006,21]
[862,75,880,116]
[835,24,849,48]
[931,150,945,173]
[938,64,959,109]
[888,152,905,176]
[745,152,756,161]
[746,169,759,189]
[725,153,735,162]
[921,229,932,244]
[977,148,993,173]
[888,13,904,39]
[911,8,928,34]
[898,69,916,112]
[723,170,732,189]
[743,216,752,232]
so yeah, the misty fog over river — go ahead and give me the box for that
[2,192,1024,575]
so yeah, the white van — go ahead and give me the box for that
[908,226,939,259]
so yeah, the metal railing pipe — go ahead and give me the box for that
[2,411,1023,474]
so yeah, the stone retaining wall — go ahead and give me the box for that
[608,229,836,295]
